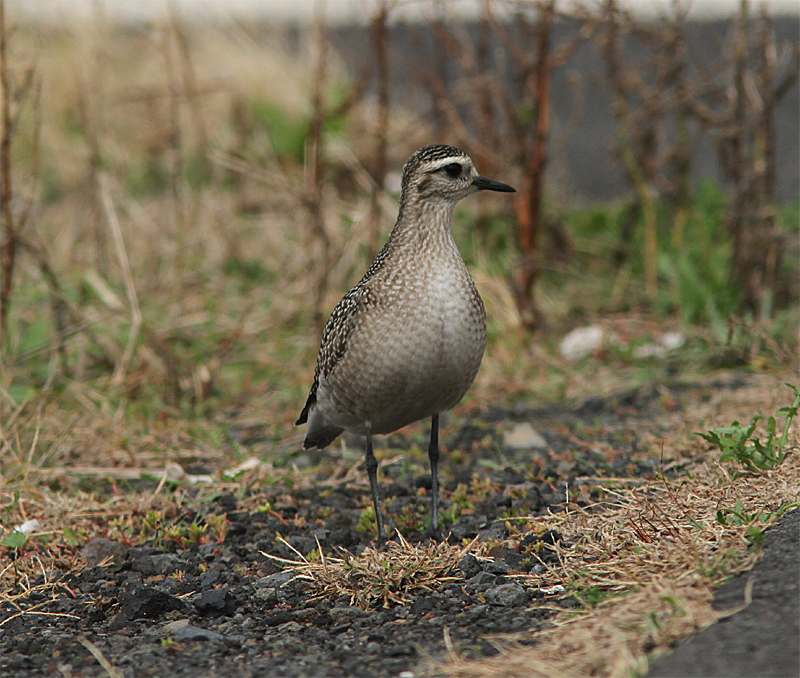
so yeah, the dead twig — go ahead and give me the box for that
[98,175,141,385]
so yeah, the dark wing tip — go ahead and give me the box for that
[302,427,344,450]
[296,390,316,426]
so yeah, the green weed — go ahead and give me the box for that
[206,514,229,544]
[392,505,425,536]
[697,383,799,475]
[570,584,622,608]
[356,505,379,539]
[1,528,28,549]
[715,498,800,550]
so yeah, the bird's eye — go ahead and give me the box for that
[443,163,462,178]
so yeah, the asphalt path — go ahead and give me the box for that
[647,508,799,678]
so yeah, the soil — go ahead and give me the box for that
[0,374,793,678]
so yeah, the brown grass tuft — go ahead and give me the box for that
[267,533,486,610]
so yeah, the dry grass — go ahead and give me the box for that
[430,382,800,678]
[268,533,486,609]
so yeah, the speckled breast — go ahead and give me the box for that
[318,255,486,436]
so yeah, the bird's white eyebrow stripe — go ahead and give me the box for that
[425,161,467,174]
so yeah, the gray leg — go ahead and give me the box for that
[427,414,441,539]
[365,424,387,541]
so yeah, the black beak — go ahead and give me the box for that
[472,175,516,192]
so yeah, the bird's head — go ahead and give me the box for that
[399,145,515,211]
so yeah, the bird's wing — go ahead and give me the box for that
[295,284,372,425]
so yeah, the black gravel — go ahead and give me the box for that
[0,376,783,678]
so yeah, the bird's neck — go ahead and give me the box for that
[389,199,458,254]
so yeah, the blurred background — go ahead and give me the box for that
[0,0,797,471]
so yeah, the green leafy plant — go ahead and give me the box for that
[169,570,186,583]
[392,505,425,536]
[186,521,208,546]
[206,514,229,544]
[140,510,163,545]
[1,528,28,549]
[715,498,800,550]
[571,584,617,608]
[356,505,379,539]
[697,383,799,475]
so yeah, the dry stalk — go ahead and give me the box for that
[77,636,124,678]
[160,11,188,271]
[367,0,391,261]
[602,0,659,300]
[307,2,332,329]
[0,0,13,344]
[98,175,141,385]
[514,0,555,327]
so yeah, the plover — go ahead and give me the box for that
[297,145,515,540]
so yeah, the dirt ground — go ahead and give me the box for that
[0,371,796,678]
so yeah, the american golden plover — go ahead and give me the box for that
[297,145,515,540]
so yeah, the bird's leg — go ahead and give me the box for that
[365,424,387,542]
[427,413,442,540]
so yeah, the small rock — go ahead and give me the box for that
[217,492,237,511]
[15,519,41,534]
[658,331,685,350]
[485,559,511,575]
[540,529,562,545]
[173,623,224,642]
[559,324,605,360]
[478,522,509,542]
[119,584,185,619]
[458,554,482,579]
[296,608,319,624]
[131,554,180,576]
[329,606,367,624]
[201,570,222,589]
[503,422,548,451]
[312,613,333,626]
[291,578,311,595]
[254,588,278,606]
[468,572,496,587]
[288,536,316,555]
[198,543,218,558]
[264,610,296,626]
[633,332,685,359]
[278,621,302,632]
[384,643,416,657]
[488,546,528,572]
[484,583,529,607]
[633,343,667,359]
[81,538,127,566]
[162,618,190,634]
[192,587,236,617]
[256,572,295,589]
[521,529,562,549]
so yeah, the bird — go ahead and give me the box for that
[296,145,515,541]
